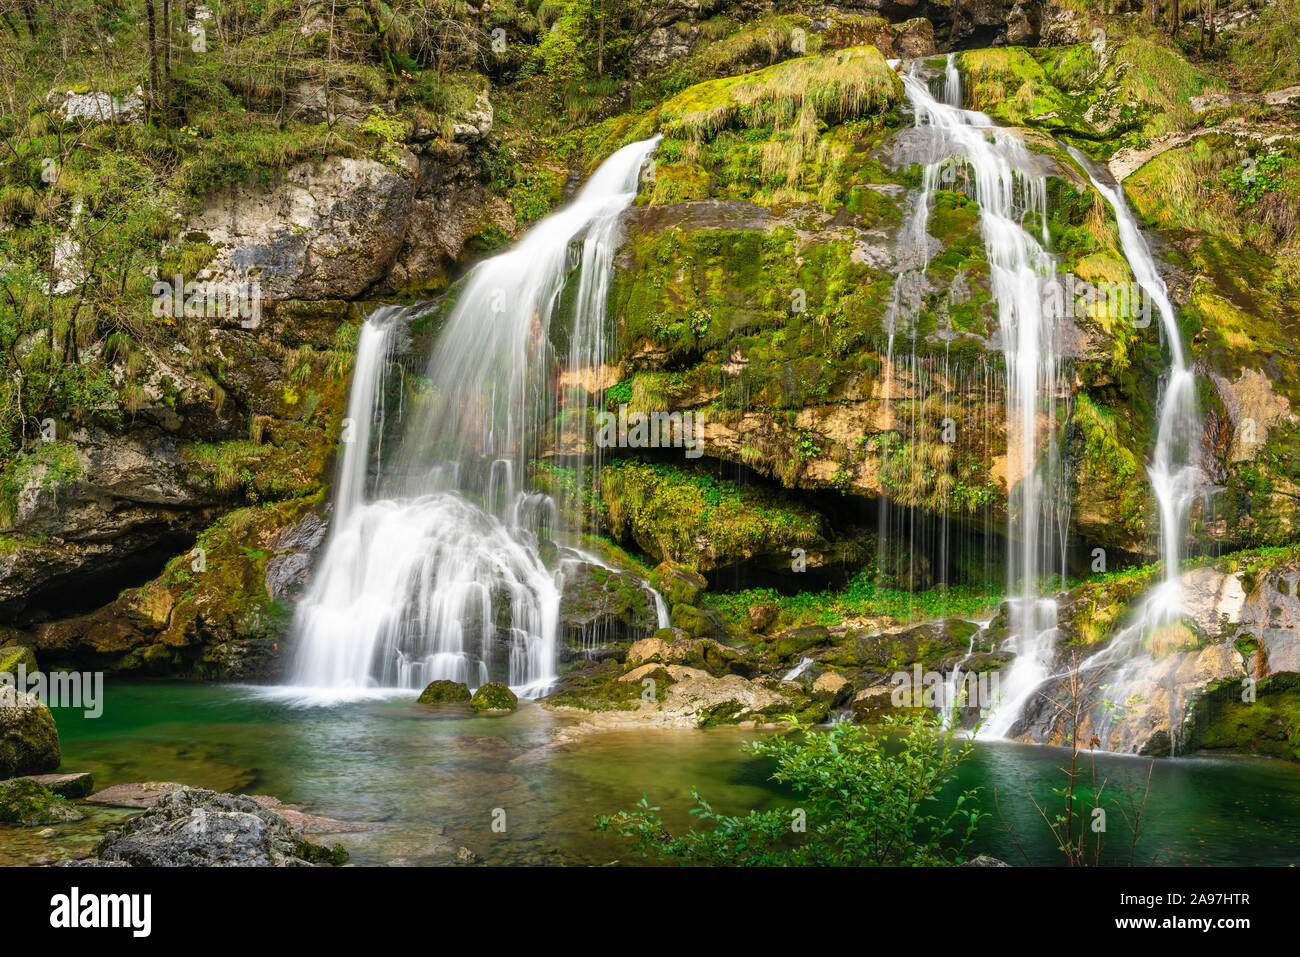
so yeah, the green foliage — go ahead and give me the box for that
[703,566,1004,632]
[596,713,984,866]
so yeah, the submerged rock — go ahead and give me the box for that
[89,787,348,866]
[469,682,518,713]
[418,680,472,704]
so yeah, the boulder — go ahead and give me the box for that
[49,86,145,124]
[0,644,37,677]
[626,635,672,666]
[651,562,707,607]
[418,680,471,704]
[469,682,518,713]
[19,771,93,799]
[0,778,83,826]
[748,603,778,634]
[0,688,60,778]
[811,671,853,705]
[89,787,348,866]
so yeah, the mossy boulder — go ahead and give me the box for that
[0,689,60,778]
[0,778,83,826]
[417,680,471,704]
[773,625,831,661]
[0,644,37,677]
[650,562,708,607]
[469,682,518,713]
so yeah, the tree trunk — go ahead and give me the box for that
[145,0,160,114]
[162,0,172,122]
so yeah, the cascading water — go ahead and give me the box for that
[894,62,1069,739]
[1058,147,1203,753]
[331,306,401,526]
[282,137,661,703]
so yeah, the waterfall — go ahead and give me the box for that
[332,307,400,526]
[895,62,1068,739]
[1068,146,1201,620]
[281,137,661,703]
[1061,147,1203,753]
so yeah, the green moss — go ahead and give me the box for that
[600,460,830,571]
[469,682,518,713]
[1188,673,1300,761]
[0,778,81,826]
[0,644,38,677]
[417,680,471,704]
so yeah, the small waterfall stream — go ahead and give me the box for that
[1061,147,1203,753]
[895,61,1069,739]
[283,137,661,702]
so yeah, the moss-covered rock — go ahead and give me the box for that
[469,682,518,713]
[0,777,82,826]
[1187,673,1300,761]
[0,689,60,779]
[650,561,707,607]
[417,680,471,704]
[0,644,37,677]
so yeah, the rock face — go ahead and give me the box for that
[90,787,347,866]
[188,155,417,302]
[0,427,224,621]
[558,561,659,660]
[1011,558,1300,757]
[0,689,61,779]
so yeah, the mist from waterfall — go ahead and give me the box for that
[895,61,1069,739]
[280,137,661,703]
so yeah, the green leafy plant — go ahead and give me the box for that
[596,713,985,866]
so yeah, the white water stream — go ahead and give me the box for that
[280,137,661,703]
[896,62,1068,739]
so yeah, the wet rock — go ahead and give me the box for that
[0,778,83,826]
[418,680,472,704]
[0,688,60,778]
[650,562,707,607]
[19,771,94,799]
[773,625,831,660]
[559,562,658,659]
[89,787,348,866]
[960,855,1010,867]
[0,644,37,676]
[455,846,479,865]
[469,682,518,713]
[85,781,184,809]
[811,671,853,706]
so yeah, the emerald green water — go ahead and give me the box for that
[6,682,1300,866]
